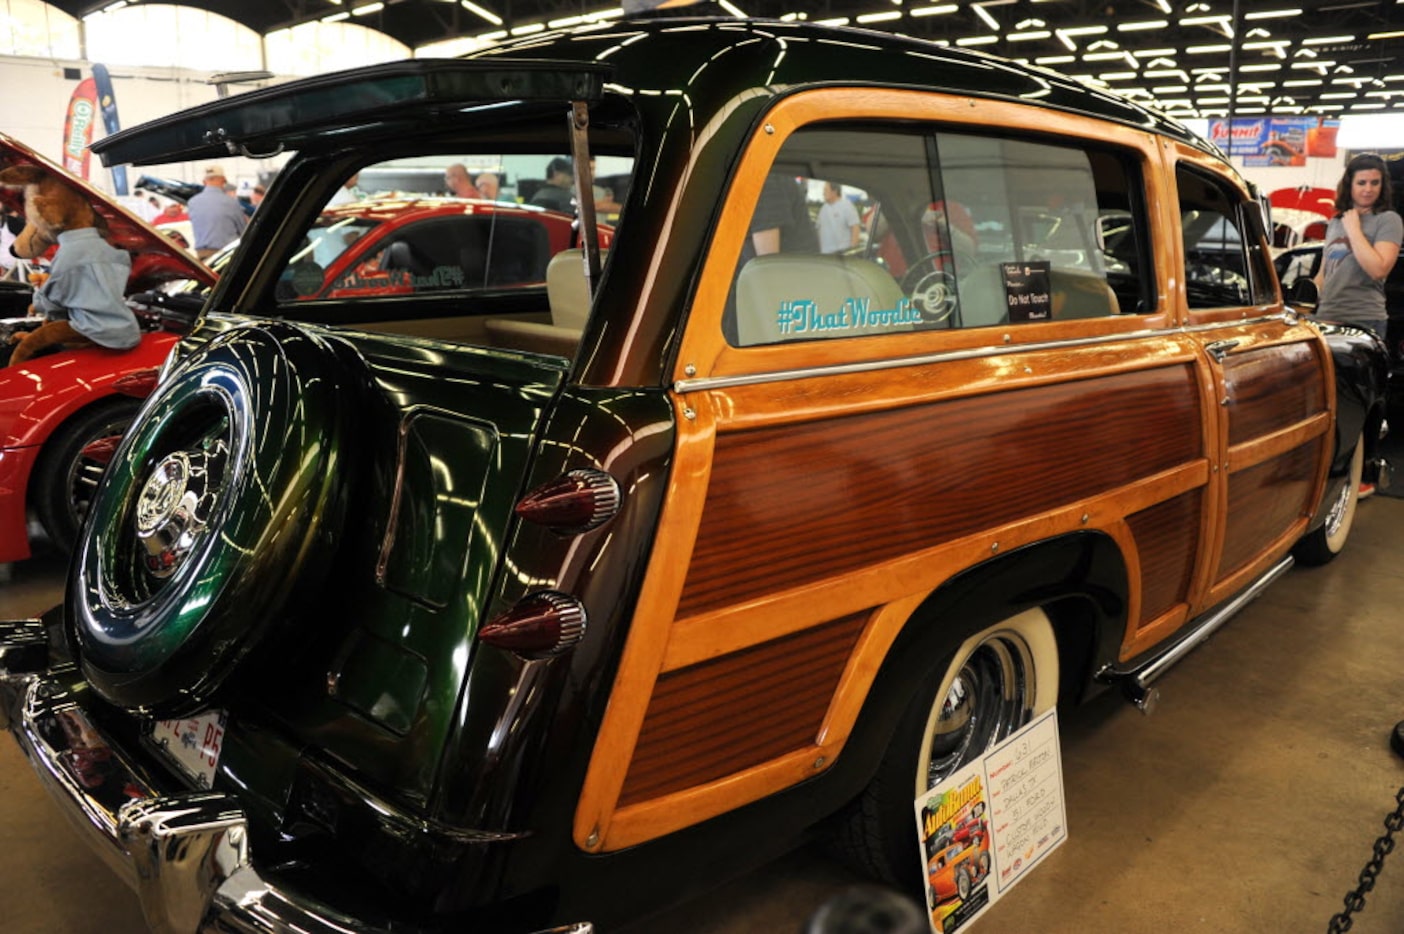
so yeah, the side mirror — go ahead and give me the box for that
[1287,276,1319,309]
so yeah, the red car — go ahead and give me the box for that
[0,132,214,564]
[0,135,601,563]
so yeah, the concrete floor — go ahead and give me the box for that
[5,498,1404,933]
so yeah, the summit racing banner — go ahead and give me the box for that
[61,77,99,180]
[1208,117,1340,168]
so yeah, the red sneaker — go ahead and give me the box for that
[1359,482,1376,499]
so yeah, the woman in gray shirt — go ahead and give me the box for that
[1315,152,1403,339]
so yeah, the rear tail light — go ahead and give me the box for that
[515,468,621,533]
[478,592,587,658]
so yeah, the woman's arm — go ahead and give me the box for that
[1341,209,1401,280]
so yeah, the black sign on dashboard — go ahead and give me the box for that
[1002,261,1051,323]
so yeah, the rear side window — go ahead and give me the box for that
[1177,165,1276,309]
[725,124,1149,346]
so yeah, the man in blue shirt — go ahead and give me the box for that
[188,165,248,260]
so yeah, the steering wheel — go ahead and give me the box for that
[900,250,961,324]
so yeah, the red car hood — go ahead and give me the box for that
[0,131,215,294]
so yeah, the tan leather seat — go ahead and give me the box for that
[1048,268,1120,319]
[484,249,601,356]
[734,253,910,345]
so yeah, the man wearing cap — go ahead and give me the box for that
[188,165,248,261]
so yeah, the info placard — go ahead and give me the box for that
[913,709,1066,932]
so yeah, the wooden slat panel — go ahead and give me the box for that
[1223,343,1326,447]
[1217,442,1317,579]
[1126,490,1201,628]
[618,612,867,806]
[679,365,1203,617]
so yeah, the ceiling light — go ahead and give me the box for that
[1061,25,1107,36]
[957,35,999,45]
[857,10,901,23]
[1244,8,1301,17]
[1152,84,1187,92]
[1180,14,1229,26]
[1083,51,1127,61]
[1187,44,1232,54]
[1283,78,1323,86]
[1351,102,1387,110]
[1303,35,1355,44]
[1099,72,1137,81]
[1368,30,1404,40]
[910,4,957,15]
[973,5,1000,29]
[322,10,350,21]
[1240,63,1282,71]
[1119,20,1167,30]
[509,21,543,33]
[462,0,502,25]
[1009,30,1051,40]
[815,16,849,25]
[1321,91,1358,99]
[717,0,746,15]
[350,1,383,13]
[1035,55,1076,64]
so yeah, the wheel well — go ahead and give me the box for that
[26,394,139,502]
[826,531,1128,800]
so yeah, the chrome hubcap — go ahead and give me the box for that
[134,443,227,579]
[924,633,1034,790]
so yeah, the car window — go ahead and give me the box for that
[1178,165,1275,309]
[269,153,630,310]
[725,125,1149,347]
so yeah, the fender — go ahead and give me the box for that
[1306,322,1389,532]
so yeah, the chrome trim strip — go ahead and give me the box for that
[1105,554,1294,690]
[673,312,1297,394]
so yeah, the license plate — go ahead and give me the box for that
[151,710,226,789]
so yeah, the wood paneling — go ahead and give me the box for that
[1126,490,1201,628]
[617,611,867,807]
[1223,343,1326,447]
[1217,442,1317,579]
[678,365,1203,617]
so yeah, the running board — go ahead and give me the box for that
[1099,555,1295,715]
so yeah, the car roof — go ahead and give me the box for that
[91,19,1218,170]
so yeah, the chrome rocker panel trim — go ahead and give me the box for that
[0,655,591,934]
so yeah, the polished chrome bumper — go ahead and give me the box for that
[0,621,592,934]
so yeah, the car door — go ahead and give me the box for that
[1170,147,1332,614]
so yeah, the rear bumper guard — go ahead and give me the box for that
[0,623,591,934]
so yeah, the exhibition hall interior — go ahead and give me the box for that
[3,1,1404,932]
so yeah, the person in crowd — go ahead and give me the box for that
[474,172,504,202]
[743,172,818,266]
[251,184,266,208]
[816,181,861,253]
[529,157,575,212]
[445,163,480,199]
[1315,152,1402,499]
[327,172,363,206]
[187,165,248,260]
[1315,152,1402,342]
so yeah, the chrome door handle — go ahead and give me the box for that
[1205,339,1241,362]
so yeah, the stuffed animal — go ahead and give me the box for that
[0,164,138,367]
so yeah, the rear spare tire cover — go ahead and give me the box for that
[69,322,355,714]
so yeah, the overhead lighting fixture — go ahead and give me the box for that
[510,21,544,33]
[1008,30,1051,40]
[717,0,746,15]
[1099,71,1137,81]
[857,10,901,23]
[462,0,502,25]
[973,5,1000,29]
[1152,84,1188,92]
[1187,44,1232,54]
[1240,63,1282,71]
[815,16,849,25]
[322,10,350,21]
[1321,91,1358,99]
[1061,25,1108,36]
[1368,30,1404,40]
[350,1,383,13]
[1304,35,1355,44]
[1035,55,1076,64]
[956,35,999,45]
[1119,20,1167,31]
[910,4,957,15]
[1283,79,1324,86]
[1083,51,1127,61]
[1244,8,1301,18]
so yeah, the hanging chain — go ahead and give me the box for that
[1327,785,1404,932]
